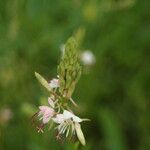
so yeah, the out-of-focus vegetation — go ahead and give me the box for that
[0,0,149,150]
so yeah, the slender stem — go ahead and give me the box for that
[70,98,78,108]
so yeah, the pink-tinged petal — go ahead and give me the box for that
[45,107,54,115]
[38,105,55,124]
[48,97,55,108]
[49,78,59,88]
[43,116,51,124]
[39,106,49,111]
[45,109,54,117]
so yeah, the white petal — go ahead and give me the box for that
[73,116,82,123]
[53,114,65,124]
[63,110,74,120]
[39,106,50,111]
[75,123,86,146]
[63,110,82,123]
[43,116,51,124]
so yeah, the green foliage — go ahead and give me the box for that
[99,108,127,150]
[0,0,150,150]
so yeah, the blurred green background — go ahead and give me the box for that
[0,0,149,150]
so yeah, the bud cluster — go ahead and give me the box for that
[58,38,82,99]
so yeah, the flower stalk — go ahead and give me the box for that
[33,37,89,146]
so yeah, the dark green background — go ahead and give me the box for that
[0,0,149,150]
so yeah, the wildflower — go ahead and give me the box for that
[53,110,86,145]
[49,78,60,89]
[80,50,96,66]
[38,98,55,124]
[53,110,82,124]
[34,37,89,145]
[38,106,54,124]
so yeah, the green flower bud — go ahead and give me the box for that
[35,72,51,92]
[57,37,82,98]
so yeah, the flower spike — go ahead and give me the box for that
[33,37,89,146]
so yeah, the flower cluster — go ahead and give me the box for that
[33,37,89,146]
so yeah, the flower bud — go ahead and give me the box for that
[35,72,51,91]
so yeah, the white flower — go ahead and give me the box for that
[53,110,82,124]
[49,78,59,89]
[53,110,86,145]
[81,50,96,66]
[63,110,82,123]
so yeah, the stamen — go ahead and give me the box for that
[55,132,65,143]
[37,123,45,133]
[66,125,70,137]
[31,112,39,127]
